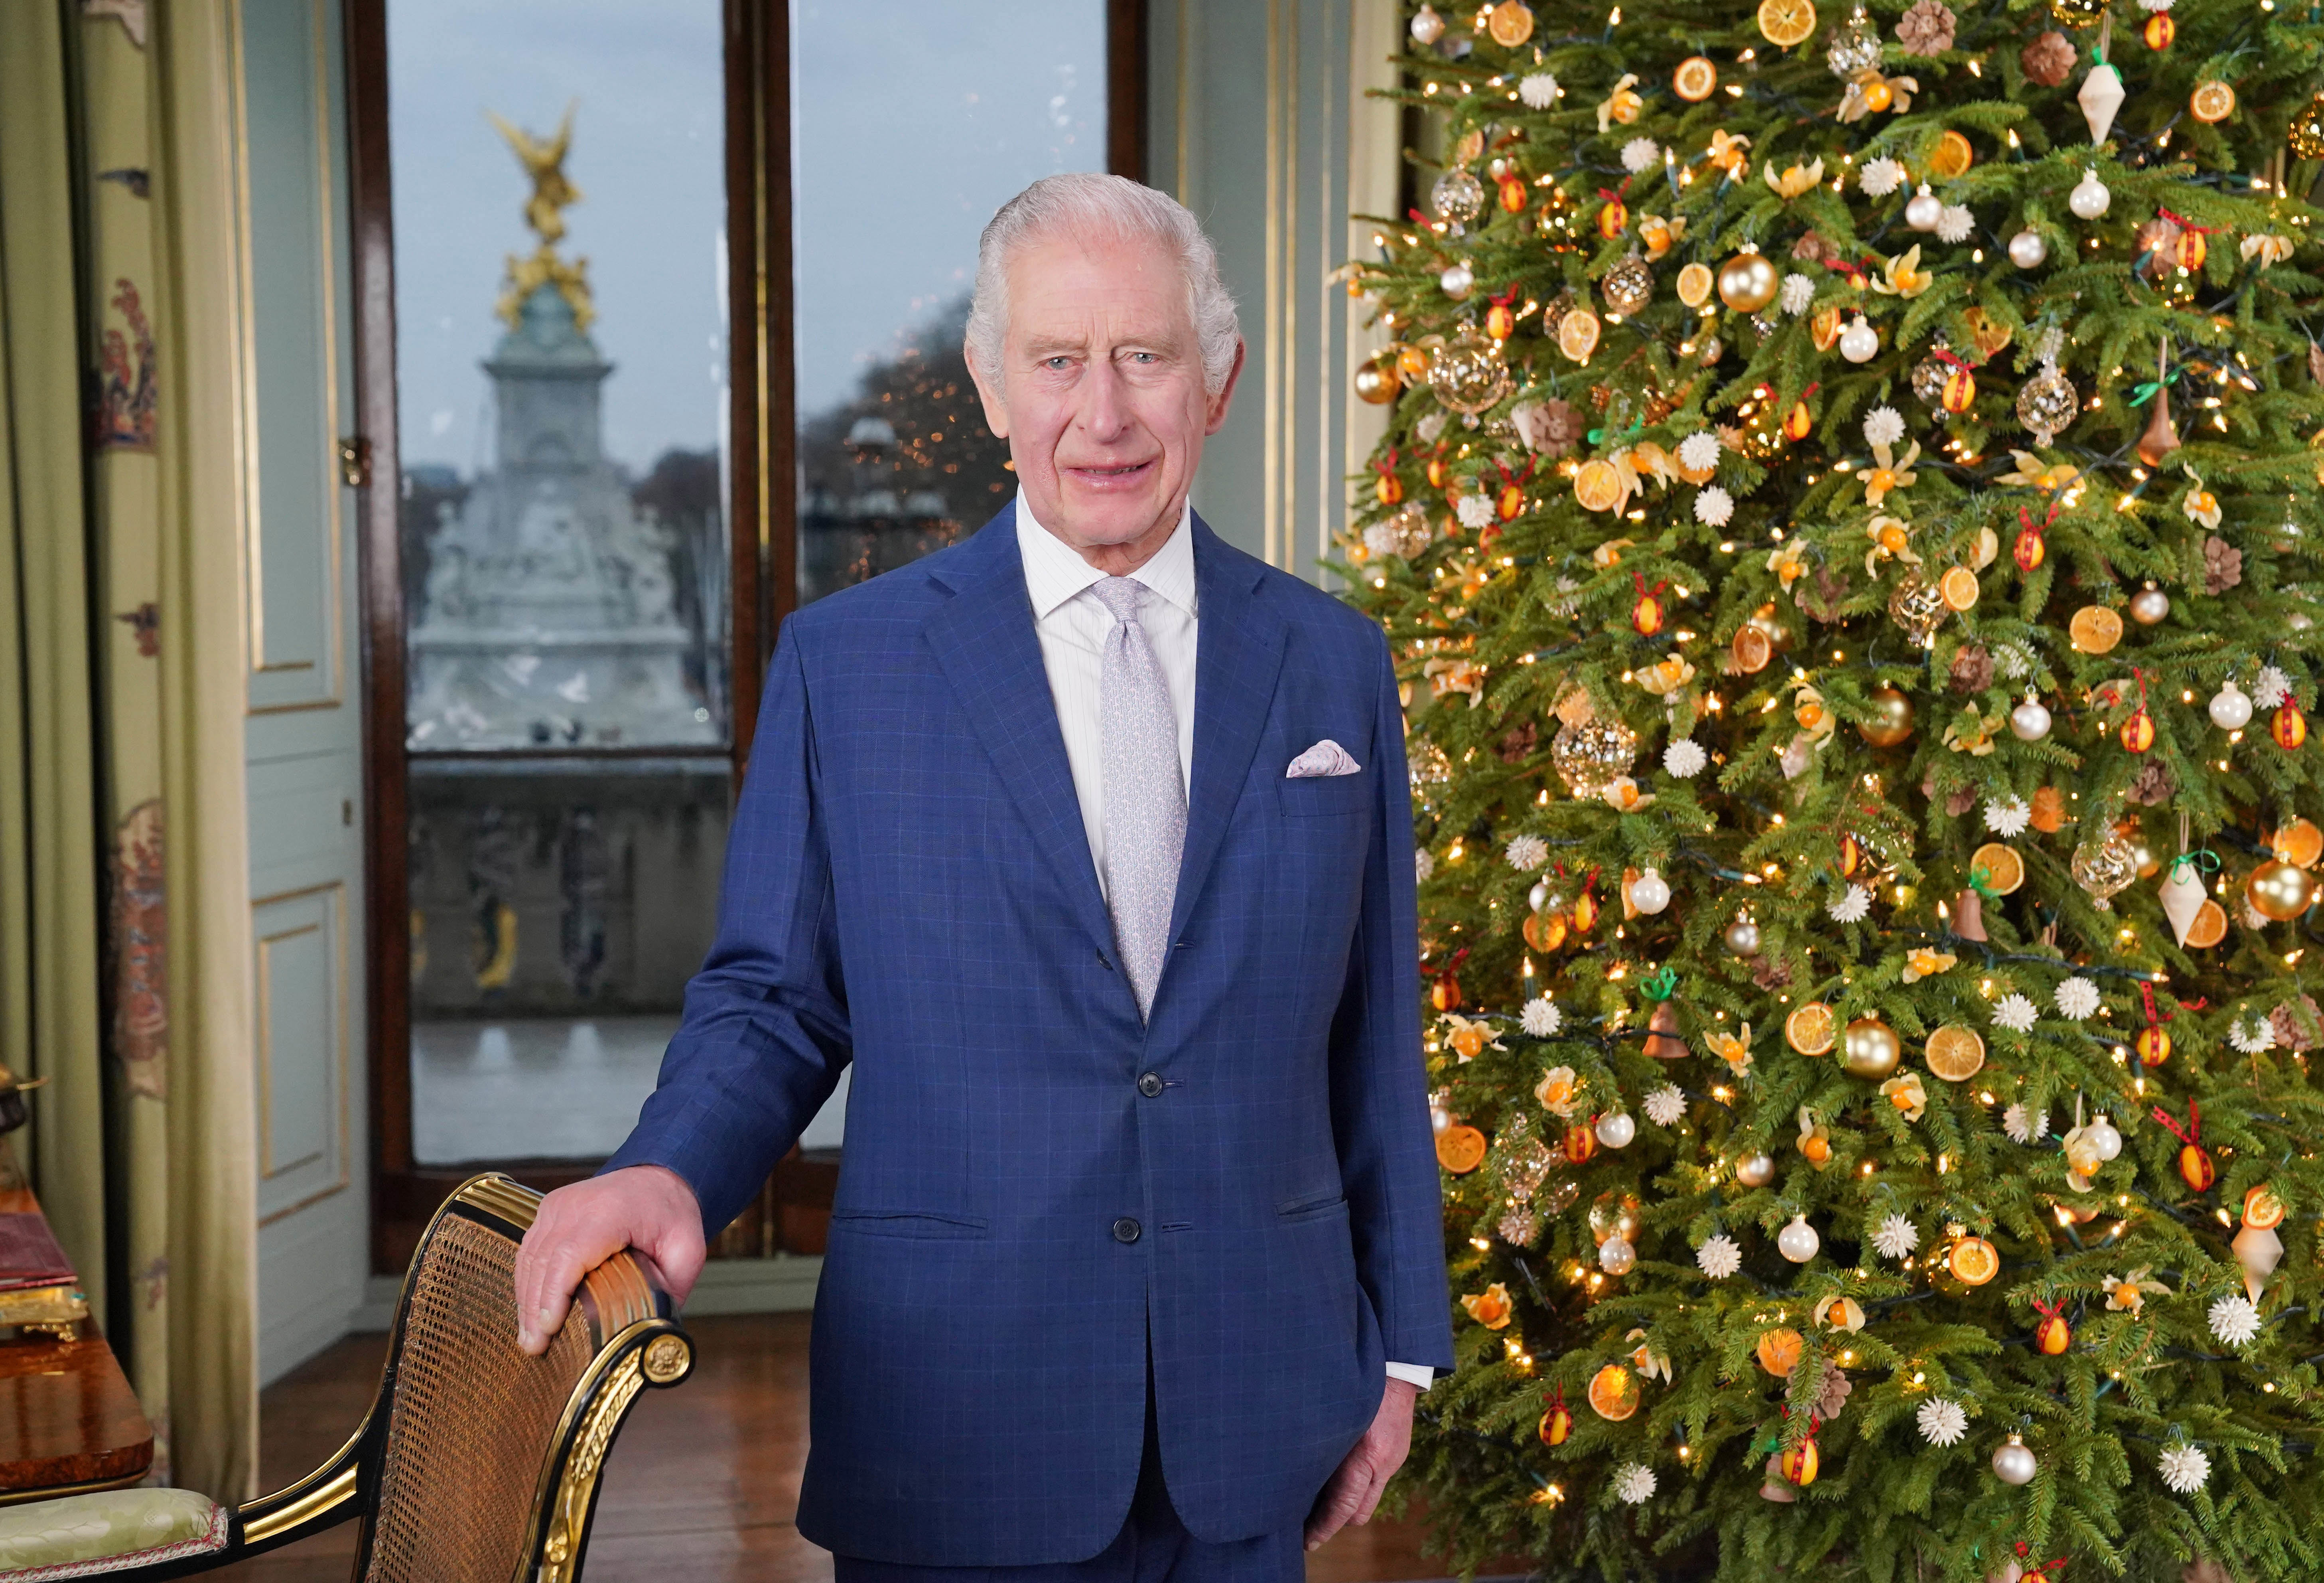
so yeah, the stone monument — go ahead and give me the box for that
[406,107,715,749]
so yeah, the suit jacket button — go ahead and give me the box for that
[1112,1217,1142,1244]
[1137,1072,1164,1098]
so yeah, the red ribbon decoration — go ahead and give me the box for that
[1824,256,1882,286]
[2032,1297,2065,1320]
[1496,456,1539,486]
[1634,571,1668,600]
[1371,447,1399,480]
[1597,176,1635,203]
[1489,284,1521,310]
[2011,1542,2071,1580]
[2158,207,2219,235]
[1932,345,1981,372]
[2152,1098,2202,1146]
[2019,502,2062,538]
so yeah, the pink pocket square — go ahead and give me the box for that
[1286,740,1361,778]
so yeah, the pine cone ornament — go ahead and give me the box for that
[1516,397,1582,456]
[1945,786,1977,817]
[1815,1361,1853,1420]
[2271,996,2322,1053]
[2022,30,2076,88]
[1799,568,1852,624]
[1949,644,1995,694]
[2203,535,2243,594]
[1790,230,1836,265]
[2128,761,2176,806]
[1497,721,1539,763]
[1752,953,1794,990]
[1897,0,1955,54]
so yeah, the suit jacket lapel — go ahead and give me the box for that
[1169,515,1288,946]
[921,508,1116,955]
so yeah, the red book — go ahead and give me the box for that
[0,1212,77,1293]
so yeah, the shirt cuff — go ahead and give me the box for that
[1385,1361,1434,1391]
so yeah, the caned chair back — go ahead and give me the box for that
[234,1173,692,1583]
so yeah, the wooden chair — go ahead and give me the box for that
[0,1174,691,1581]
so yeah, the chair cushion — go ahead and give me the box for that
[0,1488,228,1578]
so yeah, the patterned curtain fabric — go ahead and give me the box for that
[0,0,259,1501]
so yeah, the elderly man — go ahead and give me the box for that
[513,172,1451,1581]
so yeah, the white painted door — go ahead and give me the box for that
[229,0,370,1386]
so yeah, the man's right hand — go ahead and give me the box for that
[513,1165,707,1355]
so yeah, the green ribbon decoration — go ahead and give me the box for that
[1640,964,1680,1001]
[2127,365,2189,407]
[2165,848,2221,882]
[1585,416,1646,447]
[1969,864,2002,900]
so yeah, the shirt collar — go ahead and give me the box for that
[1015,491,1197,622]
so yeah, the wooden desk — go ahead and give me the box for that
[0,1182,155,1504]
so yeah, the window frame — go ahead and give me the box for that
[347,0,1146,1271]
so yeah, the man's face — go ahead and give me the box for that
[968,227,1243,559]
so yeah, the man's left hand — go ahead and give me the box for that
[1304,1376,1419,1551]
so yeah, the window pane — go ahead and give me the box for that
[388,0,728,1164]
[792,1,1108,605]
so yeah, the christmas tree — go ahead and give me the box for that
[1340,2,2324,1577]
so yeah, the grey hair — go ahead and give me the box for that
[965,173,1240,397]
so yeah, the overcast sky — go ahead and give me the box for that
[388,0,1105,478]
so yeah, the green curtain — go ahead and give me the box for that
[0,0,112,1321]
[0,0,258,1502]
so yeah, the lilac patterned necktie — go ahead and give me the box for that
[1091,576,1186,1019]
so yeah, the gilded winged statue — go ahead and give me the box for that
[489,104,583,248]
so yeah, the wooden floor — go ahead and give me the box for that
[209,1313,1450,1582]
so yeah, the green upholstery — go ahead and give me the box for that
[0,1488,228,1579]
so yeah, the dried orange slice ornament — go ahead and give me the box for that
[1435,1124,1486,1173]
[2190,79,2236,123]
[1785,1001,1837,1056]
[1939,566,1981,611]
[1949,1234,2001,1286]
[2184,899,2228,948]
[1928,130,1974,179]
[2069,605,2125,654]
[1926,1024,1987,1082]
[1573,458,1626,513]
[1558,307,1603,362]
[1677,262,1715,308]
[2245,1184,2287,1229]
[1588,1362,1640,1420]
[2275,817,2324,868]
[1673,56,1718,102]
[1758,0,1817,47]
[1970,842,2025,895]
[1756,1327,1805,1376]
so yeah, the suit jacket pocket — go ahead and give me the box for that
[828,1208,991,1240]
[1275,770,1370,818]
[1276,1188,1349,1222]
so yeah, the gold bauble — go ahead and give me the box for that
[1717,252,1780,314]
[1841,1016,1902,1079]
[1353,358,1399,405]
[1550,718,1638,797]
[1856,686,1915,747]
[2248,858,2320,922]
[1427,325,1514,424]
[1886,572,1949,647]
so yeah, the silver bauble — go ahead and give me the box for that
[1430,168,1485,228]
[1992,1435,2038,1486]
[2129,586,2171,625]
[2011,699,2053,741]
[1596,1111,1637,1150]
[1410,2,1445,44]
[2210,682,2255,730]
[1598,1233,1637,1275]
[1827,5,1882,76]
[1725,917,1763,956]
[2087,1113,2123,1161]
[1440,260,1476,299]
[2008,229,2049,269]
[2071,830,2140,911]
[1426,324,1512,422]
[1528,878,1556,913]
[2069,168,2112,219]
[1911,351,1953,407]
[1734,1151,1777,1187]
[1906,185,1944,231]
[1777,1214,1821,1263]
[1839,316,1880,363]
[1629,867,1672,914]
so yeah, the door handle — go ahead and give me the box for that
[336,435,372,489]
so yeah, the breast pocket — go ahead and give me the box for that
[1275,769,1371,818]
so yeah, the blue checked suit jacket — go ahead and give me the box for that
[605,504,1453,1564]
